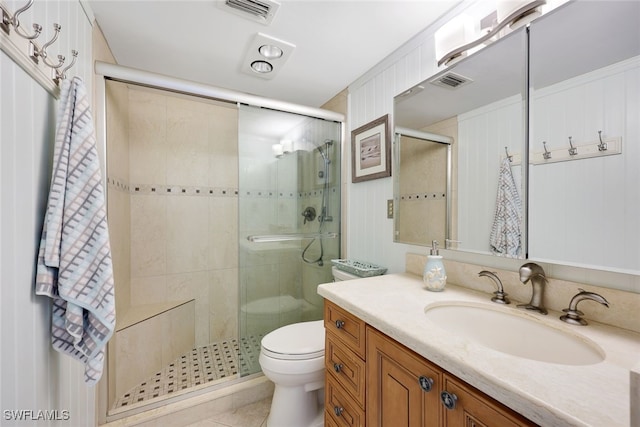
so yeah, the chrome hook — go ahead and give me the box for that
[38,23,65,69]
[542,141,552,160]
[597,130,608,152]
[55,50,78,84]
[568,136,577,156]
[505,146,513,162]
[1,5,11,34]
[11,0,42,40]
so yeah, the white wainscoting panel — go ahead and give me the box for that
[529,57,640,274]
[0,1,96,425]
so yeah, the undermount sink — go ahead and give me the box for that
[424,302,605,365]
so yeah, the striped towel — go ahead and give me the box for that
[36,77,115,386]
[489,157,522,257]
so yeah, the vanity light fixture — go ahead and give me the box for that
[242,33,295,79]
[280,139,293,153]
[437,0,546,66]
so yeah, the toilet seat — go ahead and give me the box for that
[261,320,324,360]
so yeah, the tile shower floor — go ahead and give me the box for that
[112,336,263,410]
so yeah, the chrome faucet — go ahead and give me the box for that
[478,271,510,304]
[560,288,610,325]
[517,263,548,314]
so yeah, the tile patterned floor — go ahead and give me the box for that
[113,336,263,410]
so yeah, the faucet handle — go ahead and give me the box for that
[478,270,510,304]
[560,288,610,326]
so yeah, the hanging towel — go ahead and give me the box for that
[489,157,522,257]
[35,77,115,386]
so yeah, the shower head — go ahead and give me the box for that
[316,140,333,161]
[316,145,329,161]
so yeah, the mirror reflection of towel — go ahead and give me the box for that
[490,158,522,257]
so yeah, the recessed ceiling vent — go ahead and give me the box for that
[220,0,280,25]
[429,71,473,89]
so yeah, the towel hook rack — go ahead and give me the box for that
[542,141,552,160]
[568,136,578,156]
[9,0,42,40]
[597,131,608,151]
[505,146,513,162]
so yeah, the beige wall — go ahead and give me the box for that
[109,86,239,347]
[102,81,239,408]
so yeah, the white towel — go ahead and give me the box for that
[35,77,115,385]
[489,157,522,257]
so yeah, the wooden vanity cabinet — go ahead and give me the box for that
[324,300,537,427]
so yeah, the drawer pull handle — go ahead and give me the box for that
[418,375,434,392]
[441,391,458,410]
[334,406,344,416]
[333,363,343,373]
[335,320,345,329]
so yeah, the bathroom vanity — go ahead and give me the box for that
[324,300,534,426]
[318,273,640,426]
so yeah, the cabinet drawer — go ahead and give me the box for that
[326,374,366,427]
[441,373,537,427]
[326,334,366,407]
[324,300,366,358]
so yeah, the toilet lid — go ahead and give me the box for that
[261,320,325,360]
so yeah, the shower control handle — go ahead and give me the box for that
[335,320,345,329]
[301,206,316,224]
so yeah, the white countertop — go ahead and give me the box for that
[318,273,640,427]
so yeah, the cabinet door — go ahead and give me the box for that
[366,327,441,427]
[441,374,537,427]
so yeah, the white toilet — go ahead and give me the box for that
[259,267,359,427]
[259,320,326,427]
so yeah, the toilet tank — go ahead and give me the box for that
[331,266,359,281]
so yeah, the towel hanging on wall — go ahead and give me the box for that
[35,76,115,386]
[489,157,522,257]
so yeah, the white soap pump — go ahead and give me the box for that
[423,240,447,292]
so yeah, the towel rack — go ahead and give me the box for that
[247,232,338,243]
[532,132,622,165]
[1,0,79,97]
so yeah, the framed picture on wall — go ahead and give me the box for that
[351,114,391,183]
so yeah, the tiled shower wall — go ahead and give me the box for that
[107,86,240,348]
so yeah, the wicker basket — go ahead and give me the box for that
[331,259,387,278]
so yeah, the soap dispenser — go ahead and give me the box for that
[423,240,447,292]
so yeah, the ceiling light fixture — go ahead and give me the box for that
[242,33,295,80]
[258,44,283,59]
[251,60,273,73]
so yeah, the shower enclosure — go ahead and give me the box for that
[237,105,341,376]
[101,75,341,417]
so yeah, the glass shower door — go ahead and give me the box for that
[237,105,341,376]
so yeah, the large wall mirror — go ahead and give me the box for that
[393,0,640,276]
[394,25,528,257]
[528,1,640,275]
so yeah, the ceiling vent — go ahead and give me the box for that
[220,0,280,25]
[429,71,473,89]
